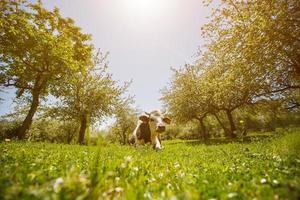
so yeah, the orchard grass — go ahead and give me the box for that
[1,129,299,199]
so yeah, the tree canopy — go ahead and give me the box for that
[0,0,93,138]
[162,0,300,139]
[51,52,129,144]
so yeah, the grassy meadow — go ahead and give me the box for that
[1,1,299,199]
[1,130,300,200]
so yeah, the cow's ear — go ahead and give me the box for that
[163,117,171,124]
[139,115,149,123]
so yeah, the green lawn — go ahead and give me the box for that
[1,131,300,200]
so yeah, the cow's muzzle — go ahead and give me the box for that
[156,126,166,132]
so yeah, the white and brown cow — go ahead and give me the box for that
[129,110,171,149]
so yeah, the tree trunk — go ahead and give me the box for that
[67,130,73,144]
[16,75,47,139]
[121,126,130,145]
[122,131,127,145]
[78,115,88,144]
[225,110,237,138]
[17,91,40,139]
[198,117,208,140]
[213,113,230,137]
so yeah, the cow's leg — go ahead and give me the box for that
[158,134,164,149]
[134,134,138,146]
[154,135,162,149]
[132,125,140,147]
[128,132,138,147]
[129,134,137,146]
[129,135,135,144]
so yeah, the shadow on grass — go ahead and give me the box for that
[168,134,276,146]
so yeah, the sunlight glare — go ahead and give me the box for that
[122,0,167,21]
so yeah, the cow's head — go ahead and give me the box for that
[139,110,171,133]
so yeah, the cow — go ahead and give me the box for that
[129,109,171,149]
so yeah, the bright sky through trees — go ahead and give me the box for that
[121,0,167,20]
[0,0,215,116]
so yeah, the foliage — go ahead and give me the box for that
[106,100,137,144]
[200,0,300,107]
[160,101,300,141]
[162,0,300,138]
[27,119,79,144]
[162,65,209,123]
[0,0,93,138]
[1,130,299,199]
[202,0,300,90]
[161,65,213,139]
[235,101,300,131]
[50,52,129,144]
[0,119,21,140]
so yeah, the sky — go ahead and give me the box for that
[0,0,216,120]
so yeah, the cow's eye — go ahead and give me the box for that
[150,118,155,122]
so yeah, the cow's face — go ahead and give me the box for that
[139,110,171,133]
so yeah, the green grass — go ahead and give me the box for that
[1,132,300,200]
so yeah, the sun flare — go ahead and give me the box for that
[121,0,167,21]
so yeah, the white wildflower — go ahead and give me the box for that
[178,171,185,178]
[132,167,139,172]
[272,155,282,162]
[260,178,267,184]
[102,192,108,197]
[174,162,180,168]
[167,182,172,189]
[147,177,156,183]
[159,172,164,178]
[114,187,123,193]
[53,177,64,193]
[228,192,238,198]
[120,163,127,169]
[124,156,133,162]
[170,195,177,200]
[144,191,152,198]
